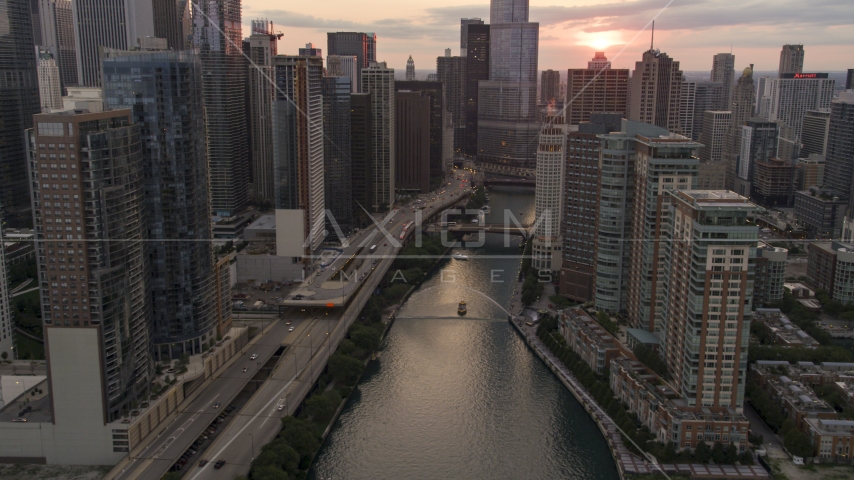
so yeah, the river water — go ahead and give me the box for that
[310,188,619,480]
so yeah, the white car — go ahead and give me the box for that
[249,354,258,360]
[288,327,295,332]
[277,405,284,411]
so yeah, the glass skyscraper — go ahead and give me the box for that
[322,75,354,233]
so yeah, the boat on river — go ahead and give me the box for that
[480,205,491,214]
[452,253,469,260]
[458,301,467,315]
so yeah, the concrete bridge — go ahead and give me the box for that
[424,223,532,239]
[482,178,535,187]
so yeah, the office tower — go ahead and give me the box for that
[396,81,445,183]
[28,109,150,422]
[395,90,430,193]
[460,18,483,56]
[327,32,376,69]
[540,69,560,105]
[629,48,684,133]
[560,113,621,303]
[824,91,854,201]
[659,190,758,411]
[565,53,629,126]
[690,81,725,141]
[464,23,489,157]
[751,157,795,207]
[477,0,539,168]
[246,20,278,202]
[0,205,12,355]
[37,47,62,112]
[350,92,373,223]
[362,62,395,211]
[328,55,359,93]
[102,49,218,359]
[711,53,735,109]
[193,0,249,217]
[0,0,41,226]
[724,66,756,190]
[765,73,835,157]
[272,54,325,254]
[755,76,770,116]
[595,120,667,314]
[778,44,804,76]
[626,131,700,333]
[71,0,156,86]
[753,242,788,307]
[322,75,353,232]
[795,153,825,190]
[801,110,831,157]
[678,81,696,139]
[437,51,465,153]
[406,55,415,81]
[33,0,77,90]
[532,117,567,273]
[153,0,190,50]
[734,119,778,198]
[299,43,322,57]
[698,111,731,190]
[847,69,854,90]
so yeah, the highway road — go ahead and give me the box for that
[110,317,307,480]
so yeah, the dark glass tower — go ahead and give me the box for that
[464,23,489,157]
[102,50,218,359]
[327,32,376,70]
[322,75,353,233]
[193,0,249,217]
[350,92,373,226]
[397,80,445,184]
[0,0,41,226]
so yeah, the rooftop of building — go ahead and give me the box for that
[805,417,854,435]
[766,376,835,413]
[753,308,818,347]
[246,214,276,231]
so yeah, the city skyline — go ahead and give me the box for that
[243,0,854,71]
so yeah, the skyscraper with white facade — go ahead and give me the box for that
[406,55,415,81]
[698,110,731,190]
[764,73,835,158]
[532,117,567,273]
[362,62,396,211]
[33,0,77,90]
[37,47,62,112]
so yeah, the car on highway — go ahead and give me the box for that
[214,460,226,469]
[250,354,258,360]
[212,402,221,409]
[288,327,295,332]
[199,460,208,467]
[12,418,26,422]
[242,367,247,372]
[277,404,284,411]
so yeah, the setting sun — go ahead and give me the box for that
[576,31,623,51]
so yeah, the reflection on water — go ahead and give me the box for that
[310,188,619,480]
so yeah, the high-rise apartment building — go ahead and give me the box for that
[594,120,670,314]
[272,54,325,254]
[778,44,804,76]
[823,92,854,202]
[690,81,725,141]
[734,119,778,198]
[322,75,353,232]
[678,81,696,140]
[658,190,758,411]
[698,110,731,189]
[626,132,700,333]
[711,53,735,109]
[629,48,683,133]
[464,23,489,157]
[532,117,567,273]
[565,53,629,126]
[327,55,359,93]
[37,47,62,112]
[763,73,835,153]
[460,18,484,56]
[0,0,41,226]
[102,49,219,359]
[477,0,539,168]
[71,0,157,86]
[724,66,756,190]
[395,90,430,193]
[245,20,278,202]
[193,0,249,217]
[801,110,831,158]
[350,92,373,223]
[540,69,560,106]
[362,62,396,211]
[0,205,12,354]
[406,55,415,81]
[397,81,445,183]
[437,51,465,153]
[751,157,795,207]
[327,32,377,69]
[559,113,621,303]
[28,109,150,422]
[754,242,788,307]
[33,0,77,90]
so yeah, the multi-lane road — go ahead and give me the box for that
[110,176,472,480]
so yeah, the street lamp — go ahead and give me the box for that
[249,433,255,461]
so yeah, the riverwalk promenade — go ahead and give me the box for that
[507,282,771,479]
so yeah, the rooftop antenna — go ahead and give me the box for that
[650,20,654,51]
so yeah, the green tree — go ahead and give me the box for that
[711,441,727,463]
[304,390,342,423]
[279,418,320,458]
[328,354,364,385]
[694,441,712,463]
[350,324,381,352]
[161,473,183,480]
[251,465,289,480]
[738,451,754,465]
[337,339,356,356]
[783,427,813,458]
[252,440,299,476]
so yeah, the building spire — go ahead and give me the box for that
[650,20,654,51]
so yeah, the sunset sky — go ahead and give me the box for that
[242,0,854,73]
